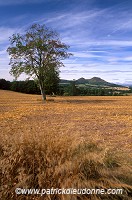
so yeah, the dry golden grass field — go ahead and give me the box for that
[0,90,132,200]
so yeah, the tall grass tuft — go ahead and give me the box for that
[1,132,132,200]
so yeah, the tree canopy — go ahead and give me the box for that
[7,23,72,101]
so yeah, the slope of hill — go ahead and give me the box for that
[60,77,123,87]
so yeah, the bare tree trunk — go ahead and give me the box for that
[40,84,46,102]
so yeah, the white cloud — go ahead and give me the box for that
[0,27,17,43]
[70,51,101,58]
[123,56,132,61]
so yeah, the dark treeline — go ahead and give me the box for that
[0,78,59,95]
[0,79,41,94]
[0,79,131,96]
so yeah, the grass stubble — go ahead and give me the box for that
[0,90,132,200]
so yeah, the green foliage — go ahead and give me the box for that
[0,79,11,90]
[0,78,59,95]
[43,64,60,95]
[60,84,114,96]
[63,80,79,96]
[10,80,40,94]
[128,86,132,93]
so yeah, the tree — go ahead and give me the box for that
[43,62,60,95]
[0,79,11,90]
[7,24,71,101]
[69,79,78,96]
[10,80,40,94]
[64,80,78,96]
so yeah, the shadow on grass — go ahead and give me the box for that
[55,99,117,104]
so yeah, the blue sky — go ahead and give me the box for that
[0,0,132,84]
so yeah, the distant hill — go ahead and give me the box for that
[60,77,122,87]
[77,77,113,86]
[122,83,132,87]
